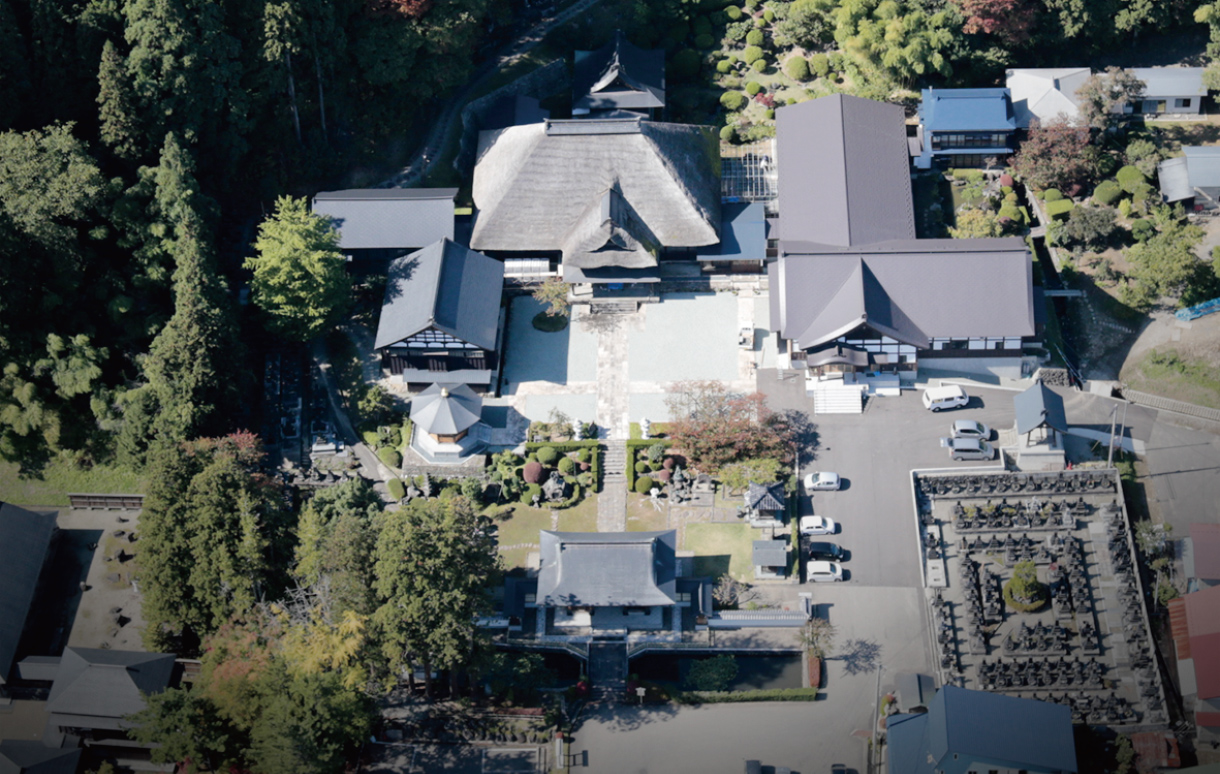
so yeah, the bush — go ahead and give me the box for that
[536,446,560,466]
[576,448,591,463]
[745,81,762,95]
[763,8,774,21]
[636,476,656,494]
[671,49,702,80]
[720,125,737,142]
[460,477,484,505]
[695,33,715,48]
[377,447,401,469]
[720,91,747,111]
[1118,198,1133,218]
[523,461,544,484]
[520,483,542,505]
[647,443,668,463]
[742,45,763,64]
[1093,180,1122,207]
[1116,164,1148,194]
[1042,188,1063,202]
[361,429,380,447]
[387,478,405,500]
[746,29,764,46]
[1045,199,1074,221]
[784,55,809,81]
[716,59,733,73]
[725,5,742,19]
[685,655,739,691]
[808,53,829,78]
[1131,218,1155,242]
[676,687,819,704]
[765,108,775,119]
[558,456,576,475]
[751,58,767,72]
[635,460,651,474]
[1003,560,1047,612]
[526,440,601,492]
[656,469,672,483]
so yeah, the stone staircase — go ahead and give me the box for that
[590,301,639,315]
[811,383,865,414]
[602,443,627,484]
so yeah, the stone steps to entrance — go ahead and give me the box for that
[601,444,627,480]
[812,385,864,414]
[590,301,639,315]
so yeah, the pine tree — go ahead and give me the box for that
[97,40,144,161]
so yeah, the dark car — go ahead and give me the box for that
[807,541,844,561]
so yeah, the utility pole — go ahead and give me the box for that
[1107,405,1118,468]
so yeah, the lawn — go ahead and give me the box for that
[1121,347,1220,410]
[488,496,599,570]
[682,522,758,582]
[0,460,145,507]
[626,495,670,532]
[1151,119,1220,153]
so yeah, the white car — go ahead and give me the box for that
[799,515,837,536]
[803,471,842,492]
[808,560,844,582]
[951,419,991,440]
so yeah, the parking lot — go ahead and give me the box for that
[760,372,1019,588]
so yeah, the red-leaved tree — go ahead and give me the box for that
[953,0,1035,44]
[1010,119,1098,195]
[663,381,794,474]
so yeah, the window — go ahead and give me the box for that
[1175,98,1192,108]
[931,132,1008,151]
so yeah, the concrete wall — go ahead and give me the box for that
[918,356,1028,380]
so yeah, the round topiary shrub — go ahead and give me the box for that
[728,54,738,64]
[745,81,762,96]
[520,483,543,504]
[577,448,591,463]
[763,8,774,21]
[784,55,810,81]
[1116,164,1148,194]
[378,447,402,469]
[1131,218,1155,242]
[999,173,1014,187]
[662,457,675,470]
[807,53,829,79]
[765,108,775,119]
[751,58,767,72]
[720,125,737,142]
[1093,180,1122,207]
[636,476,656,494]
[725,5,742,20]
[1043,188,1063,202]
[716,59,733,73]
[721,91,747,111]
[523,461,544,484]
[742,45,763,64]
[693,15,712,35]
[536,446,559,466]
[558,456,576,475]
[635,460,651,474]
[746,29,764,46]
[387,478,406,500]
[1003,561,1047,612]
[655,469,672,483]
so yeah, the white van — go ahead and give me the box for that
[922,385,969,412]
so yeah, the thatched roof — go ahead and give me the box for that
[470,119,720,263]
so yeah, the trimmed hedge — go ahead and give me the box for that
[676,688,820,704]
[1045,199,1075,221]
[750,58,767,72]
[721,91,747,111]
[377,447,402,469]
[558,456,576,475]
[526,440,602,492]
[720,125,737,142]
[536,446,560,466]
[1093,180,1122,206]
[784,55,809,81]
[387,478,405,500]
[520,483,542,505]
[725,5,742,19]
[745,81,762,96]
[636,476,656,494]
[1116,165,1147,194]
[626,438,674,491]
[1043,188,1063,202]
[716,59,733,73]
[635,460,651,474]
[745,29,764,46]
[742,45,763,64]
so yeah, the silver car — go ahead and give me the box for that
[944,437,995,461]
[951,419,991,440]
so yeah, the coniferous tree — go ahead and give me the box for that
[97,40,145,161]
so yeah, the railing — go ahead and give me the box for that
[1122,389,1220,423]
[68,493,144,510]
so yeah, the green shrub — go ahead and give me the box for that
[784,55,809,81]
[997,204,1021,222]
[676,688,820,704]
[1116,164,1148,194]
[577,448,591,463]
[1093,180,1122,207]
[1131,218,1155,242]
[742,45,763,64]
[809,53,829,78]
[671,49,702,80]
[667,20,690,41]
[764,8,774,21]
[693,14,713,34]
[460,477,484,505]
[520,483,543,505]
[685,655,739,691]
[1000,185,1014,196]
[1003,560,1047,612]
[525,440,602,492]
[745,81,762,95]
[751,58,767,72]
[1042,188,1063,202]
[361,429,380,447]
[720,91,747,110]
[1132,181,1155,209]
[1004,191,1018,203]
[950,168,986,182]
[558,456,576,475]
[725,5,742,19]
[1045,199,1074,221]
[765,108,775,120]
[377,447,401,468]
[827,52,844,71]
[720,125,737,142]
[716,59,733,73]
[536,446,560,466]
[1118,198,1133,218]
[387,478,405,500]
[746,29,764,46]
[636,476,656,494]
[635,460,651,474]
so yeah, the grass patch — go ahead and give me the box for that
[683,522,758,583]
[532,312,569,332]
[0,460,144,507]
[1122,347,1220,409]
[626,496,669,532]
[488,497,600,570]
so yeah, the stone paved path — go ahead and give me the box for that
[586,308,642,531]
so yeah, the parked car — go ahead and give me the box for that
[922,385,969,411]
[943,437,995,461]
[803,471,842,492]
[799,515,837,535]
[950,419,991,440]
[808,560,844,582]
[807,541,844,561]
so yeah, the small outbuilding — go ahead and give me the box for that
[1013,381,1068,471]
[753,539,789,580]
[744,481,786,528]
[408,382,485,463]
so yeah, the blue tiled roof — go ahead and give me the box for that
[921,88,1016,133]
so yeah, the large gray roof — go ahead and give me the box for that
[47,647,175,720]
[1014,382,1068,435]
[770,239,1034,349]
[776,95,916,247]
[312,188,456,250]
[1129,67,1206,97]
[374,239,504,351]
[0,503,56,684]
[410,383,483,436]
[573,31,665,113]
[0,741,80,774]
[1159,147,1220,203]
[536,530,678,607]
[470,119,720,263]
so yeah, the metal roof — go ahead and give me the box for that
[1159,157,1193,202]
[536,530,678,607]
[1014,381,1068,435]
[1129,67,1206,97]
[920,88,1017,133]
[1005,68,1089,128]
[572,31,665,113]
[776,95,916,247]
[1190,523,1220,582]
[745,481,785,511]
[887,685,1077,774]
[0,503,56,684]
[1185,584,1220,699]
[697,201,766,262]
[374,239,504,351]
[1185,146,1220,188]
[805,344,871,368]
[312,188,456,250]
[409,383,483,436]
[0,741,80,774]
[771,239,1034,350]
[752,539,788,568]
[47,647,175,720]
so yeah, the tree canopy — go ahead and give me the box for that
[664,380,795,474]
[1011,120,1098,194]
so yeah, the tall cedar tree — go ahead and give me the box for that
[293,478,383,617]
[97,39,145,161]
[373,497,499,696]
[247,196,350,342]
[663,380,795,474]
